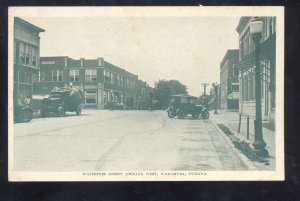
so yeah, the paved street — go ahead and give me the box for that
[13,110,249,171]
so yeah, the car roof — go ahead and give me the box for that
[170,94,197,98]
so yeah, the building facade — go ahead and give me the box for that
[220,49,239,110]
[14,17,45,106]
[33,56,152,109]
[236,17,276,124]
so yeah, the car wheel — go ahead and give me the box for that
[167,107,175,118]
[57,107,65,117]
[201,110,210,119]
[40,109,47,118]
[177,109,185,119]
[20,109,33,122]
[76,105,82,115]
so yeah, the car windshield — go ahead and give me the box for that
[180,97,188,103]
[170,97,176,103]
[189,99,196,104]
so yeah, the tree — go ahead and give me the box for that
[154,79,188,109]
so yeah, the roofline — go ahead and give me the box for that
[14,17,45,32]
[220,49,239,67]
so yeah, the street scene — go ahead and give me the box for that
[14,110,251,171]
[9,7,283,180]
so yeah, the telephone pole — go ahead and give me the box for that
[201,83,210,107]
[201,83,210,96]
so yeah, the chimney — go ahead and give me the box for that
[98,57,104,66]
[80,58,84,67]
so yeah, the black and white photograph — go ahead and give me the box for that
[8,6,284,181]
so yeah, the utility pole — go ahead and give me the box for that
[201,83,210,107]
[201,83,210,96]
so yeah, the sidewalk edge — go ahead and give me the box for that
[210,118,258,171]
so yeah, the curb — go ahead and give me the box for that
[210,118,258,171]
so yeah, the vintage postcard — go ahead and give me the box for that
[8,6,284,181]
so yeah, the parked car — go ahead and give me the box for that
[40,87,84,117]
[167,94,209,119]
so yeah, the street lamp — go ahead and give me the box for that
[212,82,218,114]
[249,17,268,157]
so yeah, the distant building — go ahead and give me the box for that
[236,17,276,125]
[220,49,239,110]
[14,17,45,106]
[33,56,151,109]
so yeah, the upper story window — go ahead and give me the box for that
[52,70,63,81]
[18,42,38,66]
[117,75,120,86]
[233,64,239,77]
[70,69,79,82]
[120,77,123,87]
[111,73,114,84]
[127,79,130,88]
[85,69,97,82]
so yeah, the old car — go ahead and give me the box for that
[40,87,84,117]
[167,94,209,119]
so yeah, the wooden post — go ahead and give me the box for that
[247,116,250,140]
[238,113,242,133]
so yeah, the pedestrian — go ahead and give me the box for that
[24,96,31,105]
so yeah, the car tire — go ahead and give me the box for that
[177,109,185,119]
[76,105,82,115]
[20,109,33,122]
[201,110,210,119]
[167,107,175,118]
[40,109,47,118]
[57,107,65,117]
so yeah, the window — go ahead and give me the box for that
[104,70,111,83]
[70,69,79,82]
[19,42,25,63]
[111,73,114,84]
[120,77,123,87]
[85,69,97,82]
[233,64,239,77]
[52,70,63,81]
[32,48,37,66]
[231,83,239,92]
[85,90,97,104]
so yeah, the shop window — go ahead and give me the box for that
[85,90,97,104]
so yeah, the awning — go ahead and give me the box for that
[227,92,239,100]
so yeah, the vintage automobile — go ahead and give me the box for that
[40,87,84,117]
[167,94,209,119]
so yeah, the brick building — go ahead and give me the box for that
[13,17,45,106]
[220,49,239,110]
[33,56,152,109]
[236,17,276,125]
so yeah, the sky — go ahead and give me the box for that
[23,16,240,96]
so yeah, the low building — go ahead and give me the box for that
[236,17,276,126]
[220,49,239,110]
[14,17,45,106]
[33,56,151,109]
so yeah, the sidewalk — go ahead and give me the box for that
[210,109,275,170]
